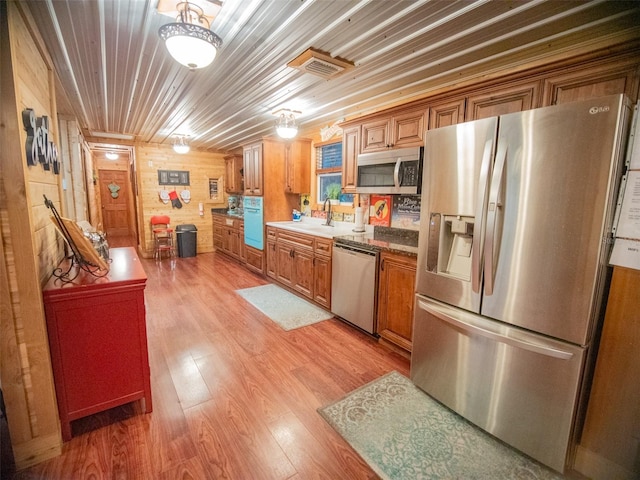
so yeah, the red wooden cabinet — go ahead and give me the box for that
[42,247,152,441]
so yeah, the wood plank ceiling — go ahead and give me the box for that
[24,0,640,153]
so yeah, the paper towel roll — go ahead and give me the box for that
[354,206,366,232]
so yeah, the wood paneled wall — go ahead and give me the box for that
[135,144,227,257]
[1,0,64,469]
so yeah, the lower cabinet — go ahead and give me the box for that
[376,251,417,354]
[212,213,244,262]
[245,245,264,274]
[266,226,332,309]
[313,254,332,308]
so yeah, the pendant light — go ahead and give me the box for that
[275,110,300,139]
[158,2,222,70]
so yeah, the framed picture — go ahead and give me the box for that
[209,177,220,201]
[158,169,190,186]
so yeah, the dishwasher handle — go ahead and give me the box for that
[333,243,377,257]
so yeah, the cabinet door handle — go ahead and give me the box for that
[381,258,385,271]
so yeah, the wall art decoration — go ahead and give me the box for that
[158,169,190,186]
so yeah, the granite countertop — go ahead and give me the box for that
[334,226,419,256]
[220,213,419,256]
[211,208,243,219]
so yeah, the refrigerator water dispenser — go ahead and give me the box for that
[426,213,474,281]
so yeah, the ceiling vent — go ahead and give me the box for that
[288,48,354,79]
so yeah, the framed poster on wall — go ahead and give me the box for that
[158,170,190,186]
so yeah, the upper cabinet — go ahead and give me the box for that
[360,107,426,153]
[427,98,466,129]
[284,138,311,194]
[465,81,541,120]
[224,154,243,194]
[341,126,359,194]
[542,57,640,105]
[242,143,263,196]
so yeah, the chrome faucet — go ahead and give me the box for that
[323,198,332,226]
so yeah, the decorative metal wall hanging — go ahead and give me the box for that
[158,169,190,186]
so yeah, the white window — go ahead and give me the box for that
[316,142,354,205]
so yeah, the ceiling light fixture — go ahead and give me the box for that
[158,2,222,70]
[173,136,191,154]
[274,110,301,139]
[105,152,119,160]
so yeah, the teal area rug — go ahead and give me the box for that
[319,371,564,480]
[235,284,334,331]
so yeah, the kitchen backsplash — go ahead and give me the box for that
[307,193,421,231]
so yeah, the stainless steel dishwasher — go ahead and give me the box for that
[331,242,378,334]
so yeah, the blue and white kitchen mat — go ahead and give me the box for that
[236,283,334,331]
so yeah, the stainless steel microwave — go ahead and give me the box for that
[355,146,423,194]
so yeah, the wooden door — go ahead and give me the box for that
[292,248,314,298]
[266,240,277,279]
[243,144,263,196]
[428,98,466,129]
[313,254,331,308]
[391,109,426,148]
[466,82,540,120]
[99,169,131,236]
[361,118,391,153]
[276,243,294,287]
[377,252,416,352]
[342,126,359,193]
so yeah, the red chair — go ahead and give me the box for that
[150,215,174,260]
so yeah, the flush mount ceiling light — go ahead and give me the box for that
[105,152,119,160]
[173,136,191,154]
[274,110,301,139]
[158,1,222,70]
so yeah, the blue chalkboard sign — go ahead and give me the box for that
[319,143,342,169]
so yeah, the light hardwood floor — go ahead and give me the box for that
[14,249,409,479]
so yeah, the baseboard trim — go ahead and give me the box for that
[13,432,62,471]
[574,445,637,480]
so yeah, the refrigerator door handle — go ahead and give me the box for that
[417,298,574,360]
[484,140,507,295]
[471,139,494,293]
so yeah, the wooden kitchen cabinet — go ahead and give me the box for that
[543,57,640,105]
[266,227,278,279]
[276,242,295,287]
[242,142,263,196]
[360,107,425,153]
[244,245,264,274]
[313,237,332,308]
[293,248,314,298]
[224,154,244,194]
[427,97,466,129]
[377,251,417,354]
[266,227,333,308]
[341,126,359,193]
[42,247,152,441]
[466,81,541,120]
[275,229,314,298]
[284,138,311,194]
[360,117,390,152]
[576,266,640,477]
[212,213,244,262]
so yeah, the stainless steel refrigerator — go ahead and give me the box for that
[411,94,632,473]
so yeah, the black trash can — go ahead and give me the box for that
[176,224,197,257]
